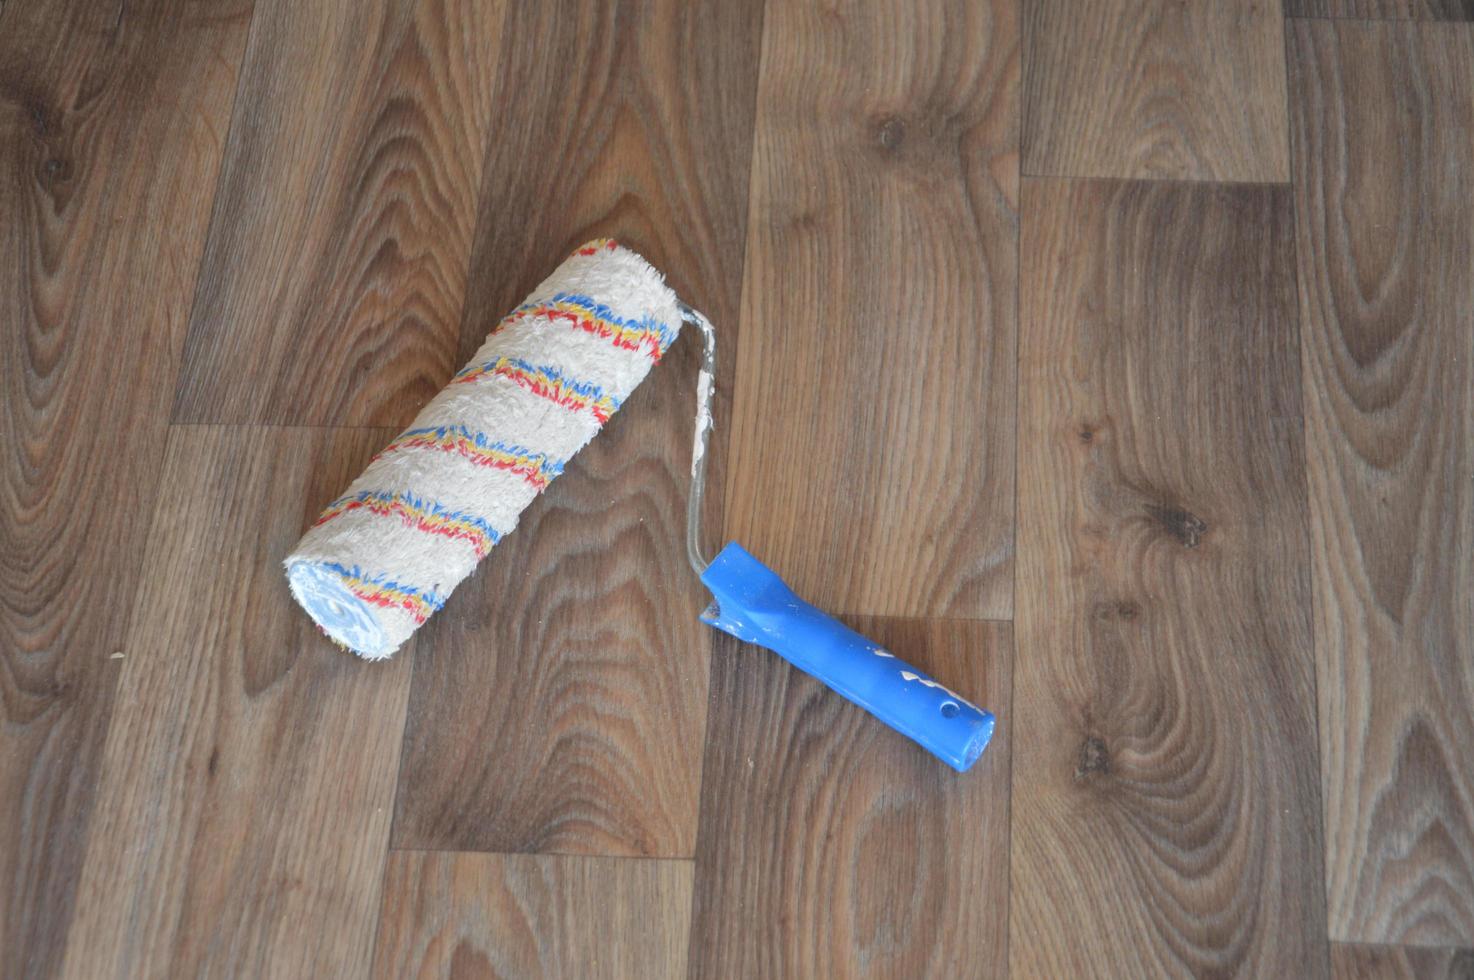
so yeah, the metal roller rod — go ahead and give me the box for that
[679,303,717,575]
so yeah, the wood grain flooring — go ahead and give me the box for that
[688,617,1011,979]
[1288,0,1474,19]
[723,0,1019,621]
[5,0,1474,975]
[61,426,412,978]
[1012,178,1326,976]
[1289,19,1474,947]
[1022,0,1290,183]
[172,0,506,428]
[1330,942,1474,979]
[371,852,693,979]
[0,2,253,975]
[390,0,764,858]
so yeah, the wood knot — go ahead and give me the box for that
[1093,600,1140,623]
[1145,504,1207,548]
[27,100,52,137]
[40,157,71,187]
[1075,736,1110,779]
[1078,425,1095,443]
[787,208,822,234]
[876,116,906,151]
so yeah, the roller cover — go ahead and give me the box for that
[285,240,681,659]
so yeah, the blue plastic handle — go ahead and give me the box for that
[698,542,995,772]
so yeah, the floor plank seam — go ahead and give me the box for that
[384,846,697,865]
[1334,940,1474,955]
[823,611,1016,629]
[1004,106,1024,980]
[1286,13,1474,22]
[1282,16,1338,969]
[1019,170,1293,189]
[167,420,404,433]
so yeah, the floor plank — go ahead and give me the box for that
[60,426,414,978]
[1330,942,1474,980]
[371,852,692,979]
[1289,20,1474,946]
[688,617,1011,979]
[172,0,507,427]
[391,0,764,857]
[1021,0,1290,182]
[723,0,1019,621]
[1011,178,1326,976]
[0,2,252,973]
[1287,0,1474,20]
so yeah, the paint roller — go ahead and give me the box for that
[285,240,996,771]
